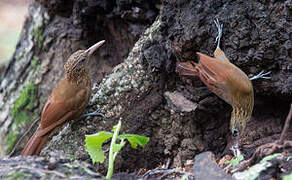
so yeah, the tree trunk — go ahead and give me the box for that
[0,0,159,157]
[1,0,291,173]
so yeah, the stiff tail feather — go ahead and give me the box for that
[21,129,49,156]
[176,61,198,76]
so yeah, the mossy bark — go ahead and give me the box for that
[0,0,159,157]
[0,3,50,156]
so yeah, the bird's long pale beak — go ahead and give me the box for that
[86,40,105,56]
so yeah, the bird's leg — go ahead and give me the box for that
[223,141,245,173]
[213,19,229,62]
[214,18,223,49]
[249,70,271,80]
[230,140,242,158]
[83,109,105,118]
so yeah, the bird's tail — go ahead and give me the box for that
[176,61,198,76]
[21,128,49,156]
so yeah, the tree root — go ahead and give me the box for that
[233,103,292,172]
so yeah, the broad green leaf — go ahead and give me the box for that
[85,131,113,164]
[118,134,149,149]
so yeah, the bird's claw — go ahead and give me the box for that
[214,18,223,48]
[223,144,243,172]
[83,109,105,118]
[230,144,241,158]
[250,70,271,80]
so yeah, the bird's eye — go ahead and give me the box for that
[232,128,239,137]
[80,58,86,63]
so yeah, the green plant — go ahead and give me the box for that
[283,173,292,180]
[85,120,149,179]
[225,154,244,166]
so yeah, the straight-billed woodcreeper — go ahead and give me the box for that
[21,40,105,156]
[176,20,270,138]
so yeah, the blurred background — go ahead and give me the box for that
[0,0,31,66]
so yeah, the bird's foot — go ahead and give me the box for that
[83,109,105,118]
[230,144,241,158]
[214,18,223,48]
[250,70,271,80]
[223,140,245,173]
[222,144,248,173]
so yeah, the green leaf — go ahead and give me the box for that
[113,141,126,153]
[118,134,149,149]
[225,154,244,166]
[111,124,118,132]
[238,154,244,161]
[85,131,113,164]
[283,173,292,180]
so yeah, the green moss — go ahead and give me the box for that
[61,167,72,177]
[66,154,76,160]
[260,153,281,162]
[31,57,40,68]
[5,131,19,154]
[65,162,79,169]
[11,82,38,125]
[33,26,44,48]
[5,171,32,179]
[16,54,24,62]
[36,65,41,72]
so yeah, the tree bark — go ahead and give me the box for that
[0,0,159,157]
[1,0,292,173]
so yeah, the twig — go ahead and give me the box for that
[162,158,171,169]
[9,117,40,157]
[279,103,292,144]
[233,104,292,170]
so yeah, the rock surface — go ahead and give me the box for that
[193,151,232,180]
[0,152,104,180]
[233,153,292,180]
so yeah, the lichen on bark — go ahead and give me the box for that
[0,2,50,156]
[42,15,165,163]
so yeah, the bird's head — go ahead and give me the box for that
[230,86,254,138]
[65,40,105,74]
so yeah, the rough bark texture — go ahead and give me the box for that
[0,151,105,179]
[0,0,159,157]
[0,0,292,175]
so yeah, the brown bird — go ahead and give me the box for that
[21,40,105,156]
[176,20,256,137]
